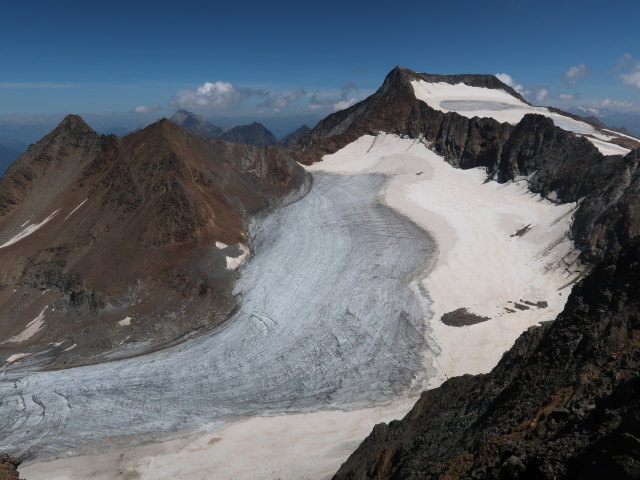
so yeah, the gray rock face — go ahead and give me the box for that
[169,109,224,137]
[221,121,278,146]
[278,124,311,148]
[0,173,435,461]
[333,239,640,480]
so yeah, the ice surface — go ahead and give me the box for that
[0,173,435,461]
[311,133,581,386]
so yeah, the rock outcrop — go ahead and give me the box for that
[0,457,20,480]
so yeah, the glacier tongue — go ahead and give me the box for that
[0,172,436,461]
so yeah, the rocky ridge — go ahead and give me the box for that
[295,66,640,263]
[0,115,308,369]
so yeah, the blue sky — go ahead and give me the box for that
[1,0,640,138]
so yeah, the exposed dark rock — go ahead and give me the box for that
[511,224,531,237]
[441,308,490,327]
[278,124,311,148]
[0,456,20,480]
[220,121,278,146]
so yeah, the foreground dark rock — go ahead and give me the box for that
[334,238,640,480]
[220,121,278,146]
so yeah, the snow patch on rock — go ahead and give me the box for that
[0,211,60,249]
[3,306,48,344]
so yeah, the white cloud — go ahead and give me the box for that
[565,64,589,85]
[593,98,635,108]
[333,99,357,110]
[259,89,307,110]
[170,81,268,110]
[620,71,640,88]
[308,82,361,111]
[576,106,600,115]
[130,104,162,114]
[495,73,525,95]
[557,93,575,100]
[535,88,548,102]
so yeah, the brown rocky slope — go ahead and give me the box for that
[0,115,308,369]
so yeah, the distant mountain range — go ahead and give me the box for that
[169,109,310,147]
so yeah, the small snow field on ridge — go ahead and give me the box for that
[411,79,639,156]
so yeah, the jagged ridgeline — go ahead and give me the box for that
[0,115,308,368]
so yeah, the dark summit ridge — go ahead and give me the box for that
[220,121,278,147]
[278,124,311,148]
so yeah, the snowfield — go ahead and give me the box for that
[411,79,632,156]
[14,133,583,480]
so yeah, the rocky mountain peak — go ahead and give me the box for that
[220,121,278,146]
[169,110,224,138]
[49,114,97,138]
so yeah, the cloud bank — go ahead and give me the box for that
[130,104,162,114]
[565,64,589,85]
[308,82,359,111]
[170,81,271,110]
